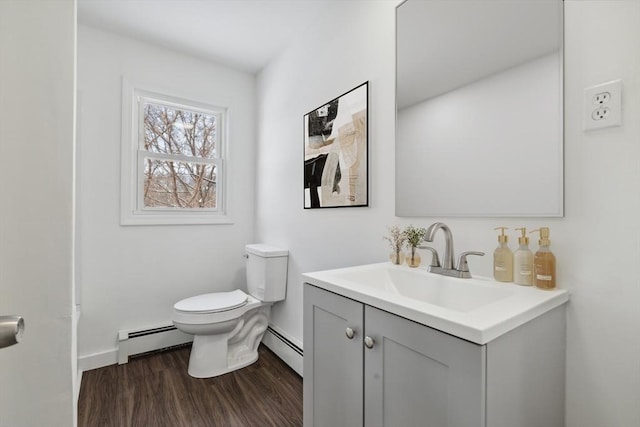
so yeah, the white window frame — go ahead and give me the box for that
[121,79,231,225]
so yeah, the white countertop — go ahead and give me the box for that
[302,262,569,345]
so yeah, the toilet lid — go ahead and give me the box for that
[174,290,249,313]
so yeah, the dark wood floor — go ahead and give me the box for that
[78,344,303,427]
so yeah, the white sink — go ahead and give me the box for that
[302,262,569,344]
[333,267,512,312]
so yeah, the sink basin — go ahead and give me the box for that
[333,267,512,312]
[302,262,569,344]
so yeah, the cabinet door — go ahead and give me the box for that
[364,306,486,427]
[303,284,364,427]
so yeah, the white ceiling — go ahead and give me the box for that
[78,0,337,74]
[79,0,561,103]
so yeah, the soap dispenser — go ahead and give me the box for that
[493,227,513,282]
[513,227,534,286]
[530,227,556,290]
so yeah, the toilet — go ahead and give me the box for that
[173,244,288,378]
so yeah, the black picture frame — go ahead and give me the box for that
[304,82,369,209]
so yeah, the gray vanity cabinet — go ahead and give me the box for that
[304,283,566,427]
[364,304,485,427]
[303,283,364,426]
[303,284,485,427]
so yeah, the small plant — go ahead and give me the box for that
[404,224,427,266]
[404,224,427,249]
[384,225,407,264]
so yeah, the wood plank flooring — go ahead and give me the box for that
[78,344,303,427]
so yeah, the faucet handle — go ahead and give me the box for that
[457,251,485,277]
[417,245,441,267]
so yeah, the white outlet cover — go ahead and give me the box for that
[584,79,622,131]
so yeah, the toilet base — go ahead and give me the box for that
[186,305,270,378]
[188,347,259,378]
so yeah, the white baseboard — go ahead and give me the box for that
[78,349,118,372]
[262,325,303,377]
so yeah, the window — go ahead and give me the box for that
[121,82,230,225]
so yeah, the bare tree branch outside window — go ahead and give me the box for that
[142,102,218,209]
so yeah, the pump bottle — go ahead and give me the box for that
[493,227,513,282]
[513,227,534,286]
[531,227,556,290]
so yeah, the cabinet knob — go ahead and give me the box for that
[364,336,375,349]
[345,327,355,339]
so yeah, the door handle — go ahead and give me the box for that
[0,315,25,349]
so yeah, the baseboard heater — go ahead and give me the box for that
[266,326,303,357]
[263,326,304,376]
[117,324,193,365]
[117,324,303,373]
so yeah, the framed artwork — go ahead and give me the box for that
[304,82,368,209]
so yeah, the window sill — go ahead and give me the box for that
[120,212,233,226]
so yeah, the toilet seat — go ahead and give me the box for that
[173,293,266,326]
[174,290,248,314]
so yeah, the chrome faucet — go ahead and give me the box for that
[419,222,484,279]
[424,222,455,270]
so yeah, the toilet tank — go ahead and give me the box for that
[245,244,289,302]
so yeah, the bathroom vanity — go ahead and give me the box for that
[302,263,569,427]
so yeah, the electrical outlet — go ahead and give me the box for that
[584,80,622,131]
[592,107,610,120]
[593,92,611,105]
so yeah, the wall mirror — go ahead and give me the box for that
[395,0,563,217]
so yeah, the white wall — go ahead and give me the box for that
[256,1,640,426]
[256,2,397,343]
[77,25,256,366]
[563,2,640,425]
[0,1,76,425]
